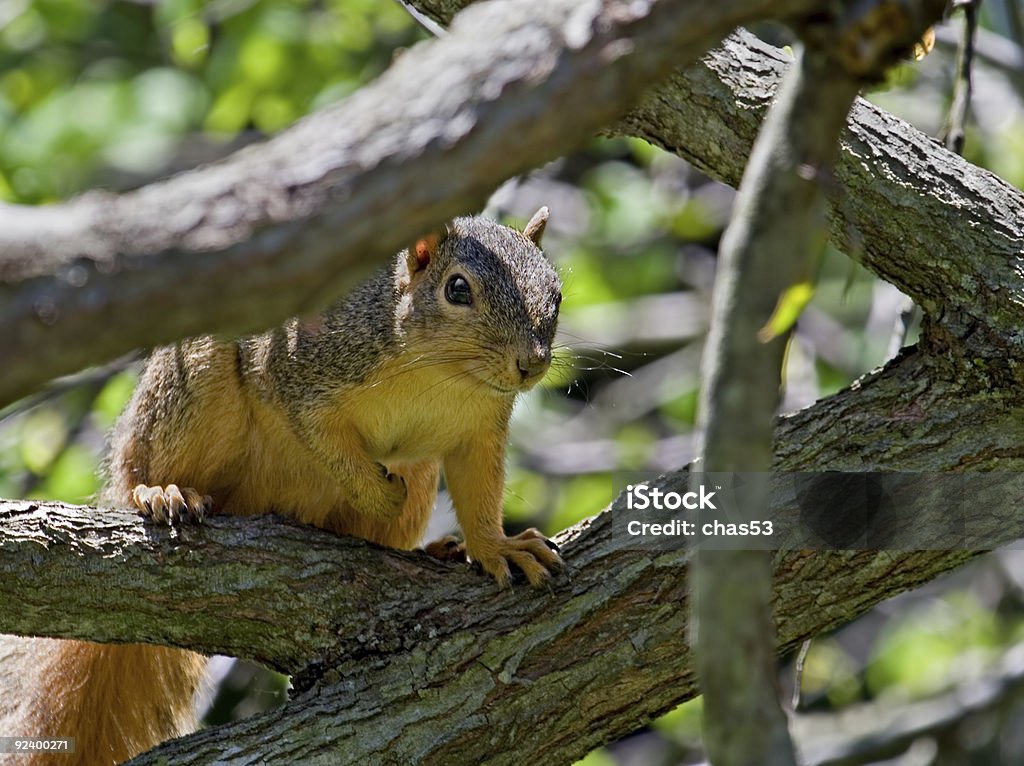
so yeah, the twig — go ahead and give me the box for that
[691,38,861,766]
[792,639,812,710]
[932,23,1024,98]
[942,0,981,154]
[0,352,141,424]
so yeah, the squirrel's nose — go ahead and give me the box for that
[517,348,551,381]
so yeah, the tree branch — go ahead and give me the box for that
[4,341,1021,763]
[933,23,1024,100]
[611,29,1024,359]
[0,500,980,765]
[0,0,815,407]
[692,25,869,762]
[941,0,980,154]
[396,3,1024,399]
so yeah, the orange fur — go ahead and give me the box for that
[0,642,206,766]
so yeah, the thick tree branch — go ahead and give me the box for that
[3,7,1020,430]
[612,30,1024,362]
[0,504,981,765]
[7,7,1023,409]
[409,0,1024,364]
[4,342,1021,764]
[0,0,815,407]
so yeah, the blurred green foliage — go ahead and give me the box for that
[867,592,1023,698]
[0,0,420,202]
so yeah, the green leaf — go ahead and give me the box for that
[759,281,815,342]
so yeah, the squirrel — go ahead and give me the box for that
[0,208,563,766]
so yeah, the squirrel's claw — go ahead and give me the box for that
[133,484,211,525]
[469,528,563,588]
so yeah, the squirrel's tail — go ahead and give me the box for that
[0,637,205,766]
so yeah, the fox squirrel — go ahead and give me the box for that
[0,208,563,765]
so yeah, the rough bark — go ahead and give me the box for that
[0,508,980,765]
[2,341,1019,764]
[0,0,815,407]
[417,0,1024,362]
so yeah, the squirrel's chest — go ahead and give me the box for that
[336,362,505,464]
[366,415,461,463]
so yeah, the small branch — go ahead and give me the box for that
[0,352,140,424]
[792,639,812,710]
[691,37,863,766]
[932,23,1024,98]
[942,0,981,154]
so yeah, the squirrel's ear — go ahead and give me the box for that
[523,206,549,247]
[406,227,448,274]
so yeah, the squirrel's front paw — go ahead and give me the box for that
[467,528,562,588]
[133,484,211,524]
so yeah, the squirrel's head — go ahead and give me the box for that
[394,207,561,396]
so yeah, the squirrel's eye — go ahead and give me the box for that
[445,274,473,306]
[554,291,563,310]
